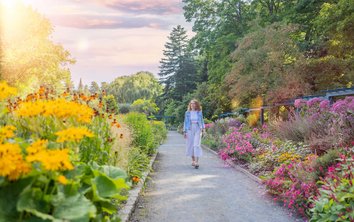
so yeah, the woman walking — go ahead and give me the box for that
[183,99,205,169]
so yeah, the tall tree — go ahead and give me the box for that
[0,2,74,94]
[224,23,309,106]
[158,25,197,101]
[89,81,100,94]
[107,71,162,104]
[77,78,83,92]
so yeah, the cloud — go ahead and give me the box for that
[89,0,183,15]
[50,14,170,29]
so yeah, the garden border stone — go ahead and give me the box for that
[201,144,262,184]
[117,151,158,222]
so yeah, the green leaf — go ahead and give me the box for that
[0,178,32,221]
[17,187,54,221]
[52,193,96,222]
[95,165,127,180]
[91,175,126,201]
[100,201,118,215]
[339,193,354,202]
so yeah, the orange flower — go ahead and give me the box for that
[38,86,45,95]
[132,176,140,183]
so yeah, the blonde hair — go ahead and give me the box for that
[188,99,202,111]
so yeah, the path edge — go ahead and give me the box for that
[117,151,158,222]
[201,144,262,184]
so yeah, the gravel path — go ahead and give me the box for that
[130,131,303,222]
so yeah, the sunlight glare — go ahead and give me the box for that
[1,0,24,37]
[0,0,20,8]
[77,39,90,51]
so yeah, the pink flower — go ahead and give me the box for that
[319,100,330,110]
[327,166,336,173]
[294,99,305,108]
[331,100,347,113]
[306,97,323,107]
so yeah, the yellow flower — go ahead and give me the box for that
[26,140,48,155]
[277,152,301,163]
[0,125,16,143]
[58,175,68,185]
[0,81,17,101]
[15,99,94,123]
[55,127,94,143]
[27,148,74,171]
[0,143,31,180]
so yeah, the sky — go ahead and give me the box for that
[19,0,193,86]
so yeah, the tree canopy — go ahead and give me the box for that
[158,0,354,121]
[106,71,162,104]
[0,2,74,94]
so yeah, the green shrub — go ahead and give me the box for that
[124,112,155,155]
[310,155,354,222]
[119,104,131,114]
[79,117,113,165]
[314,149,340,178]
[151,120,167,146]
[127,147,150,182]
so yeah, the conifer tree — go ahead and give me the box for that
[158,25,197,101]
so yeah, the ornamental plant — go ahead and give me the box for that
[273,96,354,153]
[203,118,244,151]
[0,82,129,221]
[264,154,319,217]
[219,126,255,162]
[310,151,354,222]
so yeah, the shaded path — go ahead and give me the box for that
[130,131,302,222]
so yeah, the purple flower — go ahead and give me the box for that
[294,99,305,108]
[319,100,330,110]
[306,98,323,107]
[331,100,347,113]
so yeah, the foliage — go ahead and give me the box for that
[80,117,112,165]
[219,126,255,162]
[0,82,129,221]
[314,149,340,179]
[151,121,167,147]
[124,112,155,155]
[203,117,244,151]
[131,99,159,116]
[178,0,353,118]
[103,94,119,114]
[127,147,150,185]
[89,81,100,94]
[0,2,74,95]
[272,96,354,153]
[119,103,131,114]
[106,71,162,104]
[158,25,197,102]
[264,155,319,217]
[310,152,354,222]
[224,23,306,107]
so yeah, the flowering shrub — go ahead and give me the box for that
[273,96,354,153]
[124,112,155,155]
[219,126,255,162]
[0,82,129,221]
[203,118,244,151]
[310,151,354,221]
[264,155,319,217]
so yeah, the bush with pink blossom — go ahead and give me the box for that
[273,96,354,153]
[218,126,255,162]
